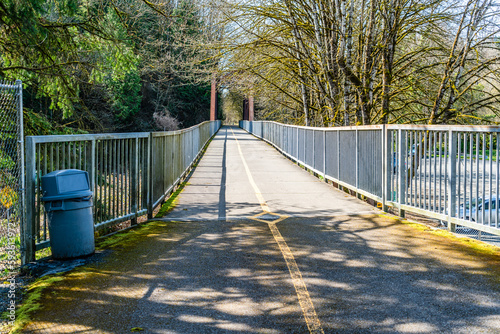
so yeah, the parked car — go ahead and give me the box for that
[392,145,417,173]
[457,196,499,224]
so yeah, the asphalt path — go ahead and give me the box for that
[23,126,500,334]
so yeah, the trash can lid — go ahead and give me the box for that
[41,169,93,201]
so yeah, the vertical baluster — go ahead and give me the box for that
[35,144,41,244]
[99,141,103,223]
[438,132,442,213]
[109,140,113,220]
[83,141,87,171]
[110,140,115,219]
[123,139,127,216]
[390,130,395,203]
[482,134,486,225]
[418,132,423,208]
[131,137,138,226]
[100,140,105,223]
[126,138,129,216]
[475,133,480,222]
[496,133,499,228]
[105,141,110,222]
[433,132,438,212]
[50,144,54,174]
[489,133,493,226]
[469,133,474,222]
[65,142,70,169]
[463,134,468,219]
[410,131,414,206]
[68,141,72,169]
[448,130,457,232]
[43,144,48,240]
[424,132,428,209]
[116,139,120,217]
[413,131,417,207]
[118,139,122,217]
[114,140,118,219]
[409,131,418,207]
[444,132,448,213]
[126,138,130,216]
[80,141,84,171]
[112,139,116,219]
[95,141,99,223]
[56,142,60,170]
[121,139,125,216]
[457,133,462,218]
[73,141,77,169]
[404,131,409,209]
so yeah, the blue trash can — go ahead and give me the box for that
[41,169,95,259]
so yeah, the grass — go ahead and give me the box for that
[155,181,188,218]
[379,212,500,284]
[0,234,20,278]
[1,275,64,334]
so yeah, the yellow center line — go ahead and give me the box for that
[230,128,325,334]
[230,127,270,213]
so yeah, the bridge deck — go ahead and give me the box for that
[24,126,500,333]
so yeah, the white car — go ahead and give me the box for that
[457,196,499,224]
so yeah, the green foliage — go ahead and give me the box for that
[1,0,217,132]
[106,70,142,121]
[4,274,65,334]
[0,151,15,170]
[23,109,87,136]
[0,234,20,271]
[0,0,114,116]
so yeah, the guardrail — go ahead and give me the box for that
[23,120,221,264]
[240,120,500,238]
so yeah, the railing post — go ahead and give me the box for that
[282,124,286,152]
[323,130,327,181]
[382,125,390,212]
[90,138,97,229]
[312,129,315,169]
[22,137,36,265]
[337,130,341,189]
[448,130,457,232]
[303,127,306,163]
[131,137,138,225]
[397,129,406,218]
[296,127,299,158]
[355,128,359,198]
[90,139,96,194]
[147,133,153,219]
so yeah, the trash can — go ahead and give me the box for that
[41,169,95,259]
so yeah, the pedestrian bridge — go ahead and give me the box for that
[21,124,500,334]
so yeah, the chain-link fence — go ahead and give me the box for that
[0,80,24,275]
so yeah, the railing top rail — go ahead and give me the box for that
[249,121,385,131]
[248,120,500,133]
[386,124,500,132]
[27,120,220,144]
[151,120,212,137]
[27,132,150,143]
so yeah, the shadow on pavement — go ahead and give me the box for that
[24,214,500,333]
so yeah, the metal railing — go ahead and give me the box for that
[24,120,221,264]
[240,120,500,238]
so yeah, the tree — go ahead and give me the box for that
[0,0,221,133]
[216,0,500,126]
